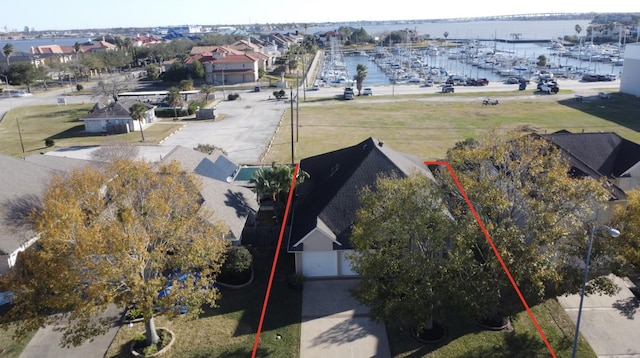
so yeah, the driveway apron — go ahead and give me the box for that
[300,279,391,358]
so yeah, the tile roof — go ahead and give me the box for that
[288,137,432,252]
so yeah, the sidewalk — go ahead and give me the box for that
[19,305,122,358]
[557,274,640,357]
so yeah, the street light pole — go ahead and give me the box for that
[571,224,620,358]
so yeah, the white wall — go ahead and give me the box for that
[620,43,640,96]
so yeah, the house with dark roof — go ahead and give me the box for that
[287,137,435,277]
[160,146,258,243]
[539,131,640,194]
[80,100,156,134]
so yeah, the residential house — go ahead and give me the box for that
[537,130,639,220]
[194,47,260,85]
[539,131,640,193]
[160,146,258,243]
[80,99,156,134]
[287,137,435,277]
[0,51,44,73]
[0,154,92,275]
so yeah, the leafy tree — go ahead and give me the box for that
[221,246,253,276]
[575,24,583,36]
[73,42,82,58]
[129,102,148,142]
[610,190,640,273]
[354,64,367,95]
[94,76,130,103]
[200,84,214,101]
[536,55,547,67]
[81,53,106,78]
[146,64,160,80]
[178,79,194,91]
[163,61,189,83]
[0,159,228,347]
[349,174,456,332]
[7,63,37,92]
[3,43,13,66]
[165,87,183,119]
[249,162,309,221]
[191,59,205,80]
[440,132,611,320]
[443,31,449,41]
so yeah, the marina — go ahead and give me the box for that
[319,39,625,87]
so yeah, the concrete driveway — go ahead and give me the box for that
[19,304,122,358]
[558,274,640,357]
[300,279,390,358]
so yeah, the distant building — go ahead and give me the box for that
[620,43,640,96]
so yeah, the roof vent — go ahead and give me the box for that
[378,141,384,147]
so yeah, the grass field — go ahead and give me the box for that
[262,91,640,164]
[0,104,183,157]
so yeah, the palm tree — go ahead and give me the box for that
[3,43,14,67]
[354,64,368,96]
[200,84,214,101]
[165,87,182,119]
[443,31,449,44]
[249,162,309,221]
[129,102,148,142]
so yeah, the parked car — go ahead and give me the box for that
[344,87,355,100]
[254,86,261,92]
[424,79,434,87]
[362,88,373,96]
[598,92,611,99]
[311,84,320,91]
[441,84,455,93]
[537,81,559,94]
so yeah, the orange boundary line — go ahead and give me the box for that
[252,163,300,358]
[427,161,557,358]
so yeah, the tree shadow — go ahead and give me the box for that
[557,93,640,133]
[309,317,379,348]
[49,124,100,140]
[457,331,550,358]
[1,194,41,230]
[224,189,252,218]
[612,296,640,319]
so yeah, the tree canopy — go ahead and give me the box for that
[0,159,229,347]
[348,131,612,327]
[349,174,456,331]
[354,64,368,95]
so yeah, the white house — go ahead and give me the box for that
[81,100,156,134]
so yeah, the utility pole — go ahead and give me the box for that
[296,74,299,142]
[289,86,295,165]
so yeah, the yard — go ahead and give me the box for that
[0,104,183,157]
[104,248,302,357]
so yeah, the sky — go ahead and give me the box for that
[3,0,640,31]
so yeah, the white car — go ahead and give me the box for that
[311,84,320,91]
[362,88,373,96]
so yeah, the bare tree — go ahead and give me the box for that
[91,141,140,162]
[93,75,131,103]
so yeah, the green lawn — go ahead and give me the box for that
[0,104,184,157]
[388,299,596,357]
[105,247,301,358]
[262,91,640,164]
[0,322,37,358]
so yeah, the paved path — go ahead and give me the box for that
[19,305,122,358]
[300,279,391,358]
[557,274,640,357]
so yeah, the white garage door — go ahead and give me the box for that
[339,250,358,276]
[302,251,338,277]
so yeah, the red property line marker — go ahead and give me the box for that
[426,161,557,358]
[252,163,300,358]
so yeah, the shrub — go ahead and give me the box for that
[76,84,83,91]
[143,344,158,356]
[154,108,188,118]
[222,246,253,275]
[133,332,146,342]
[45,138,55,147]
[187,100,206,115]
